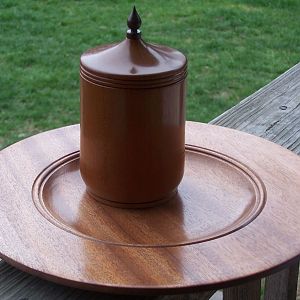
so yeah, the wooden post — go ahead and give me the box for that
[223,279,261,300]
[264,261,299,300]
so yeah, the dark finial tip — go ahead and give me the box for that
[127,6,142,39]
[127,6,141,30]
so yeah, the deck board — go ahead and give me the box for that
[212,63,300,300]
[212,63,300,154]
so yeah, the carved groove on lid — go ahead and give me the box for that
[80,6,187,88]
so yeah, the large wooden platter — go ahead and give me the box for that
[0,122,300,295]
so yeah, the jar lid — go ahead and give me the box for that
[80,7,187,89]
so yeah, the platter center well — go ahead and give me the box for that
[32,146,265,247]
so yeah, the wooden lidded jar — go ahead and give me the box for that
[80,7,187,208]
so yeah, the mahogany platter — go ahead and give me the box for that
[0,122,300,295]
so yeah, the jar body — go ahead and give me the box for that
[80,78,185,207]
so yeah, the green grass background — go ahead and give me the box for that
[0,0,299,149]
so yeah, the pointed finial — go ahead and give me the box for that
[127,6,142,39]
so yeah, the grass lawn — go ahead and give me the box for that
[0,0,299,149]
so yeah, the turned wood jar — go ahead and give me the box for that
[80,7,187,208]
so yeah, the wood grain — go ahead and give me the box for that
[211,63,300,299]
[0,260,214,300]
[212,62,300,154]
[32,147,265,248]
[1,122,300,296]
[263,261,299,300]
[80,14,186,207]
[223,279,261,300]
[0,63,299,299]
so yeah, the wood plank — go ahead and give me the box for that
[211,63,300,299]
[223,279,261,300]
[264,261,299,300]
[212,62,300,154]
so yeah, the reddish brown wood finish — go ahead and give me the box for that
[33,146,265,247]
[80,39,187,86]
[80,79,186,208]
[80,36,187,207]
[80,9,187,208]
[0,123,300,295]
